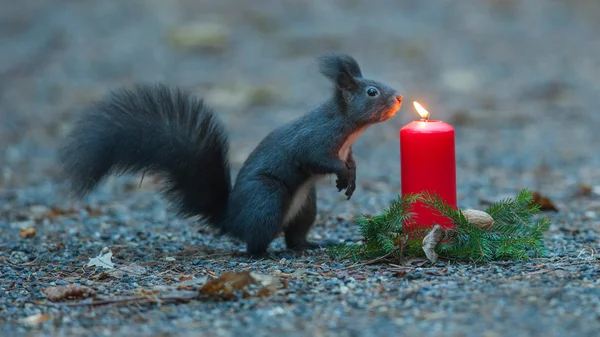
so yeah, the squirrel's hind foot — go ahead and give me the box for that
[287,239,338,251]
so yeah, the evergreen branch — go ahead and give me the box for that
[327,189,552,263]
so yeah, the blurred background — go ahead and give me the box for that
[1,0,599,211]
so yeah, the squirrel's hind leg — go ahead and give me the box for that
[284,186,337,251]
[230,180,286,257]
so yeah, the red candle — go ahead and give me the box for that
[400,101,457,231]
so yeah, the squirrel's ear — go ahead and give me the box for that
[318,53,362,91]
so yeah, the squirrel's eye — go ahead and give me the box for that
[367,87,379,97]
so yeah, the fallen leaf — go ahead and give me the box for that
[422,224,446,263]
[199,271,285,299]
[41,284,96,302]
[179,275,193,282]
[577,183,593,197]
[108,262,147,278]
[19,313,51,326]
[44,206,102,221]
[120,263,147,275]
[86,247,115,270]
[173,276,209,290]
[250,272,285,297]
[46,207,77,221]
[532,191,559,212]
[19,227,37,238]
[145,276,210,295]
[84,205,103,217]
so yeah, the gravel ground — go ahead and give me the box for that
[1,0,600,336]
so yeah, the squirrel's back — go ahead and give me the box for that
[59,84,231,224]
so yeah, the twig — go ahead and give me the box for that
[49,290,199,307]
[340,253,394,270]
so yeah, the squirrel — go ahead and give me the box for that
[58,53,403,256]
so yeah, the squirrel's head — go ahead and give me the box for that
[318,53,402,125]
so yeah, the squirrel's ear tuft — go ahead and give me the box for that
[317,53,362,91]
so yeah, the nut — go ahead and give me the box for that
[462,209,494,230]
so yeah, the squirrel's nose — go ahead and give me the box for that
[395,94,403,104]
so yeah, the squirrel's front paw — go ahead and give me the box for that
[345,176,356,199]
[336,176,349,191]
[344,160,356,199]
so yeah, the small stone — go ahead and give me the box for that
[19,227,37,238]
[406,272,422,280]
[29,205,49,220]
[11,220,35,230]
[583,211,597,220]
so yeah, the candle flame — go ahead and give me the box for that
[413,101,430,120]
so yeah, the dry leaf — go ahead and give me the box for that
[249,271,284,297]
[146,276,209,294]
[173,276,209,290]
[120,263,146,275]
[179,275,193,282]
[108,263,147,278]
[48,207,72,217]
[46,207,77,221]
[84,205,103,217]
[86,247,115,270]
[43,206,102,221]
[19,227,37,238]
[577,183,593,197]
[199,271,254,299]
[199,271,285,299]
[19,313,51,326]
[422,224,446,263]
[41,284,96,302]
[532,191,559,212]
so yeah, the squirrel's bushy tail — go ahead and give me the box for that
[59,84,231,224]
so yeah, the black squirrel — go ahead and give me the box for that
[58,53,403,256]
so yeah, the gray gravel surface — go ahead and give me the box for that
[1,0,600,336]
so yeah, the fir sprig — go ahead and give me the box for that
[327,189,551,262]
